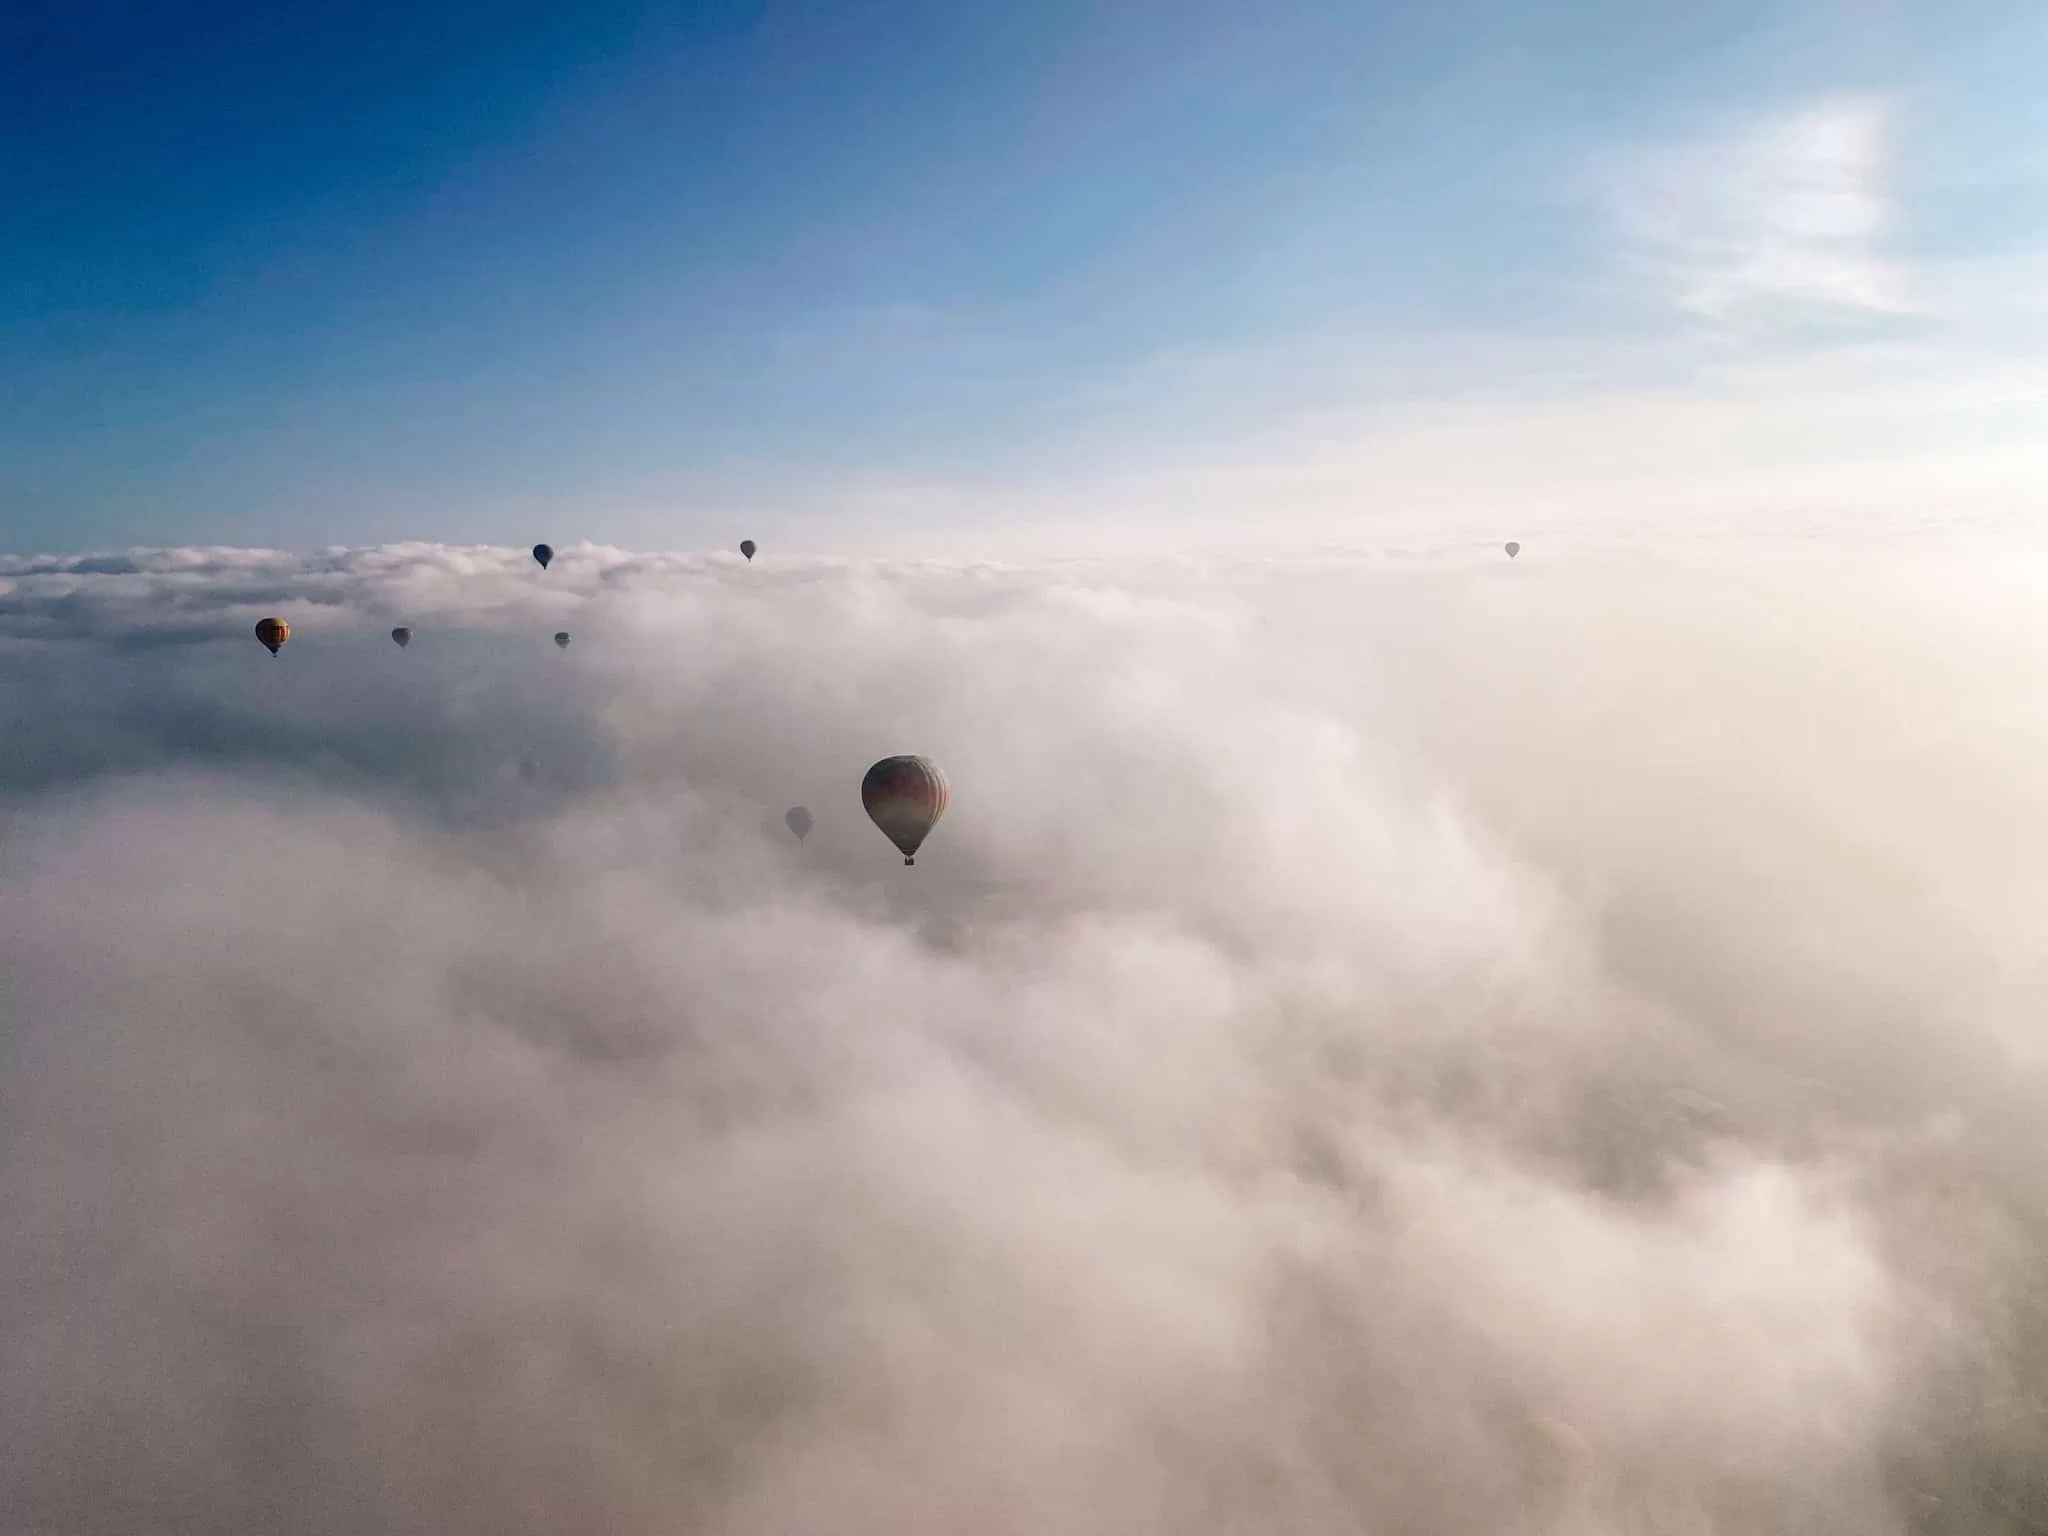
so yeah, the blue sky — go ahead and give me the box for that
[4,0,2046,555]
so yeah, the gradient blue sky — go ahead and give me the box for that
[5,0,2045,555]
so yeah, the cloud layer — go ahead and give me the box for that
[3,533,2047,1533]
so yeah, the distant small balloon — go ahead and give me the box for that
[740,539,757,561]
[861,755,948,866]
[391,626,412,648]
[532,543,554,570]
[554,632,571,649]
[785,805,813,843]
[920,914,975,953]
[1505,541,1521,558]
[254,617,290,656]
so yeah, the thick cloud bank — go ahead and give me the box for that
[3,534,2046,1533]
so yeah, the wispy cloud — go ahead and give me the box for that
[1602,94,1912,327]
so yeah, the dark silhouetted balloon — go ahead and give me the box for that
[532,543,554,569]
[391,627,412,648]
[861,755,948,866]
[554,632,571,649]
[1505,542,1521,558]
[785,805,813,843]
[740,539,756,561]
[254,617,290,656]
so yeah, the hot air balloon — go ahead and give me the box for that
[391,627,412,649]
[861,755,947,866]
[785,806,814,843]
[554,632,571,649]
[740,539,756,561]
[920,914,975,952]
[532,543,554,570]
[1505,542,1521,558]
[254,617,290,656]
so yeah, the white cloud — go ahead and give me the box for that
[3,536,2048,1530]
[1601,94,1912,327]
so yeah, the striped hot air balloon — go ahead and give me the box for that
[254,617,290,656]
[861,755,948,866]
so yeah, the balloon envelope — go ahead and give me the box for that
[1505,542,1521,558]
[861,755,948,865]
[254,617,290,656]
[920,914,974,953]
[740,539,756,560]
[554,632,571,649]
[532,543,554,569]
[785,805,813,842]
[391,627,412,648]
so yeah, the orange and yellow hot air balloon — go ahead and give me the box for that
[254,617,291,656]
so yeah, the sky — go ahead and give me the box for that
[5,536,2048,1531]
[6,0,2048,555]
